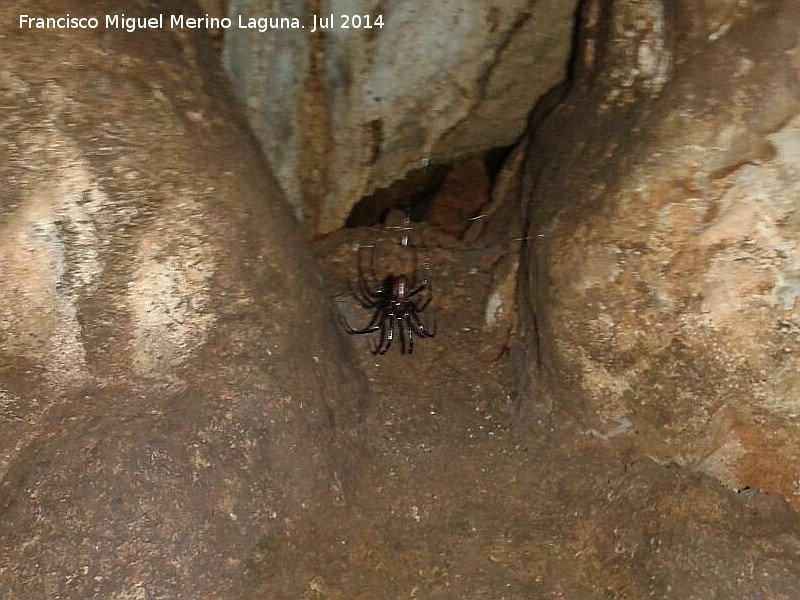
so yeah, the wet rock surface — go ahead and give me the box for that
[519,0,800,503]
[0,1,364,597]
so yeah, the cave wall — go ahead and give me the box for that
[224,0,578,234]
[0,0,364,597]
[520,0,800,502]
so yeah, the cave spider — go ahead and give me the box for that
[343,246,436,355]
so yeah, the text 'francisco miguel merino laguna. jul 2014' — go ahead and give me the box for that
[18,13,385,33]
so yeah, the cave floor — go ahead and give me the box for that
[246,225,800,600]
[250,225,566,599]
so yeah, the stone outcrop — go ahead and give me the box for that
[520,0,800,504]
[224,0,579,234]
[0,1,364,597]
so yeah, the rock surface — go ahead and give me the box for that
[254,223,800,599]
[0,1,364,597]
[425,155,491,238]
[224,0,578,234]
[520,0,800,504]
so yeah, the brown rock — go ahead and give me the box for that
[519,0,800,505]
[426,155,491,238]
[0,1,364,597]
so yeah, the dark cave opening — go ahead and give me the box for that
[343,161,451,229]
[343,145,516,240]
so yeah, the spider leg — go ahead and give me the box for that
[357,275,382,303]
[350,280,379,308]
[397,313,407,355]
[404,312,415,354]
[407,279,428,298]
[343,308,383,335]
[357,246,383,299]
[356,272,383,307]
[376,311,395,355]
[410,308,436,337]
[413,295,432,312]
[408,250,433,295]
[370,316,388,354]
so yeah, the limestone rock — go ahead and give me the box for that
[224,0,578,234]
[0,1,364,597]
[520,0,800,504]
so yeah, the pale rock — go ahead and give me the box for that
[224,0,578,233]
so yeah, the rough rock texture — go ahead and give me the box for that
[199,0,227,16]
[224,0,578,234]
[426,155,490,238]
[520,0,800,505]
[0,1,364,597]
[256,218,800,598]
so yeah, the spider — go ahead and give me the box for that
[343,246,436,355]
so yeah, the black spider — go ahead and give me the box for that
[343,247,436,355]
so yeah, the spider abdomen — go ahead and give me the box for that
[394,276,410,302]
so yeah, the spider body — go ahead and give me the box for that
[344,249,436,355]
